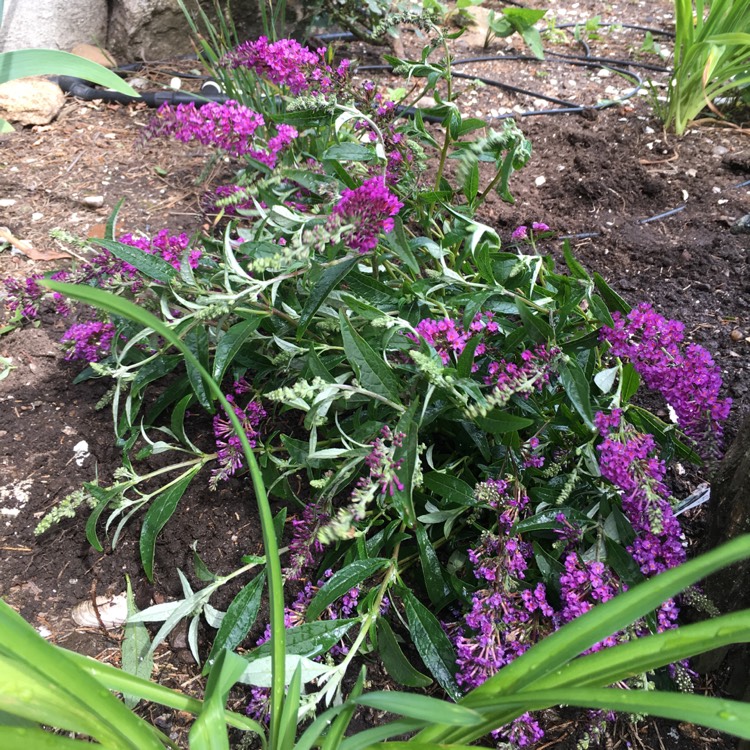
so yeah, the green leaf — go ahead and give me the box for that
[593,273,631,316]
[170,394,194,448]
[562,240,590,281]
[462,160,480,204]
[306,559,389,621]
[184,326,213,412]
[559,358,595,429]
[356,692,482,726]
[323,143,377,161]
[385,216,419,274]
[94,239,177,283]
[376,619,432,688]
[245,619,358,663]
[339,313,402,405]
[0,50,139,94]
[470,689,750,741]
[139,468,200,581]
[423,472,476,506]
[205,573,266,675]
[297,256,359,339]
[121,576,154,708]
[84,483,119,552]
[416,524,452,606]
[189,649,248,750]
[474,410,534,435]
[620,363,641,403]
[212,318,260,382]
[514,295,554,342]
[402,589,461,701]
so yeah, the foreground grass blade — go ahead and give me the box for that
[42,279,286,745]
[189,650,248,750]
[469,689,750,740]
[0,49,138,95]
[0,600,165,748]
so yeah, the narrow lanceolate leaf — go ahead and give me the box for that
[416,524,451,605]
[356,692,482,726]
[402,590,461,701]
[297,256,359,339]
[339,312,402,405]
[306,559,389,621]
[423,472,476,506]
[121,577,154,708]
[376,618,432,689]
[205,573,266,675]
[212,318,260,382]
[93,239,177,283]
[244,619,358,664]
[184,326,213,412]
[559,358,595,429]
[140,467,201,581]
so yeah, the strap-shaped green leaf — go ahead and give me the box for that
[0,49,139,94]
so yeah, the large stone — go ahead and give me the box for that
[0,78,65,126]
[70,43,118,69]
[0,0,107,52]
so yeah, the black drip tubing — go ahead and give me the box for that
[54,75,229,107]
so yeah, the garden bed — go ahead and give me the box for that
[0,0,748,747]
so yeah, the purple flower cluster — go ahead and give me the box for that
[454,530,551,745]
[329,176,403,253]
[209,380,266,488]
[3,271,71,320]
[119,229,201,270]
[364,425,405,497]
[595,410,686,579]
[600,303,731,452]
[285,501,330,580]
[411,312,499,366]
[60,321,116,362]
[483,345,558,397]
[222,37,350,96]
[143,100,297,165]
[511,222,550,241]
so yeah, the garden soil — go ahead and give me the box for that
[0,0,748,747]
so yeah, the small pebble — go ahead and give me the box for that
[0,198,16,207]
[534,175,546,187]
[82,195,104,208]
[730,329,744,342]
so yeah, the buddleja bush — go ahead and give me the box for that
[4,16,734,746]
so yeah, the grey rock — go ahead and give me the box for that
[730,214,750,235]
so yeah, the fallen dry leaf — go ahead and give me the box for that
[0,226,71,260]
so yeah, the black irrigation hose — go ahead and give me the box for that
[54,75,230,107]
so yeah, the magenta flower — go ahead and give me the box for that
[119,229,201,270]
[223,37,350,96]
[330,176,403,253]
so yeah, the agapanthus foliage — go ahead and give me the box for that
[6,23,735,750]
